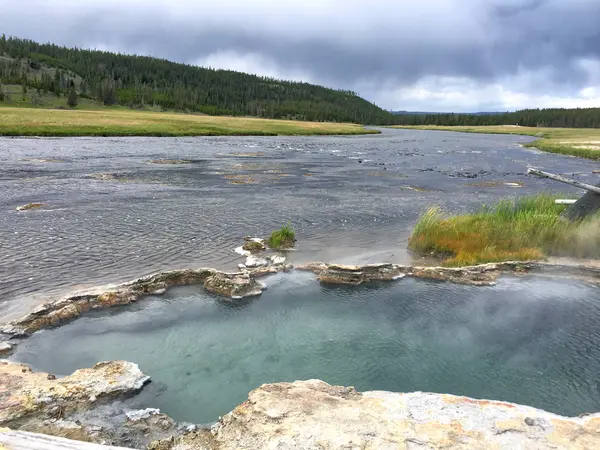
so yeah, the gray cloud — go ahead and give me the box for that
[1,0,599,111]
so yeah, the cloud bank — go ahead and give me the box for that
[1,0,598,112]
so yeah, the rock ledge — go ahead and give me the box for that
[169,379,600,450]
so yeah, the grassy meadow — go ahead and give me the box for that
[408,195,600,266]
[393,125,600,160]
[0,106,378,137]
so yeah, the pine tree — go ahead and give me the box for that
[67,86,78,107]
[101,79,117,105]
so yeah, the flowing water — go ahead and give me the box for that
[0,129,596,319]
[11,272,600,423]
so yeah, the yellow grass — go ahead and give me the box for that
[0,107,378,137]
[408,195,600,266]
[392,125,600,159]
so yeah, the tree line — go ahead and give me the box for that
[393,109,600,128]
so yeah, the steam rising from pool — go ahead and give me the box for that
[11,273,600,423]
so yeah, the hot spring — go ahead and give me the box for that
[10,272,600,424]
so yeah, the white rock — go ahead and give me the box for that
[270,255,286,265]
[245,256,268,268]
[126,408,161,422]
[234,246,251,257]
[0,342,12,355]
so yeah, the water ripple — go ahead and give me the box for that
[0,130,593,319]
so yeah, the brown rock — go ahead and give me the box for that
[203,273,265,298]
[16,202,46,211]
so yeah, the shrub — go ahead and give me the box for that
[268,223,296,249]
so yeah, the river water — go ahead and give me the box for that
[11,272,600,422]
[1,129,596,319]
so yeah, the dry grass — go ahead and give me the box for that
[408,195,600,266]
[0,107,379,137]
[392,125,600,160]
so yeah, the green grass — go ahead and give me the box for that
[268,223,296,249]
[0,105,379,137]
[0,84,103,110]
[392,125,600,160]
[408,194,600,266]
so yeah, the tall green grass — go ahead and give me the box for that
[524,141,600,160]
[409,194,600,266]
[268,223,296,249]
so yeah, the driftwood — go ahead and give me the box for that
[555,199,577,204]
[0,429,130,450]
[527,168,600,220]
[527,168,600,194]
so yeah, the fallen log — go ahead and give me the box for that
[527,168,600,194]
[527,168,600,220]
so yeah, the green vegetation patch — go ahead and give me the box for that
[0,107,378,137]
[523,140,600,160]
[408,195,600,266]
[268,223,296,249]
[393,125,600,160]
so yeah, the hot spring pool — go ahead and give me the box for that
[11,272,600,423]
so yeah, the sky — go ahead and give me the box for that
[1,0,599,112]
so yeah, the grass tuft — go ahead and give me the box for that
[268,223,296,249]
[408,194,600,266]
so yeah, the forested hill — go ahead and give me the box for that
[0,35,394,124]
[1,36,598,128]
[393,108,600,128]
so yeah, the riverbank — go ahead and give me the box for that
[408,194,600,266]
[392,125,600,160]
[0,107,378,136]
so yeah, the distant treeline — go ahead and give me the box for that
[0,35,393,124]
[0,35,599,128]
[393,108,600,128]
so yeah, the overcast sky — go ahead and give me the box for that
[1,0,599,112]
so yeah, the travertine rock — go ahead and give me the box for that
[0,342,12,355]
[203,272,266,299]
[0,360,149,427]
[171,380,600,450]
[297,261,560,286]
[1,268,217,336]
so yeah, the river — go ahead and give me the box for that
[0,128,594,320]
